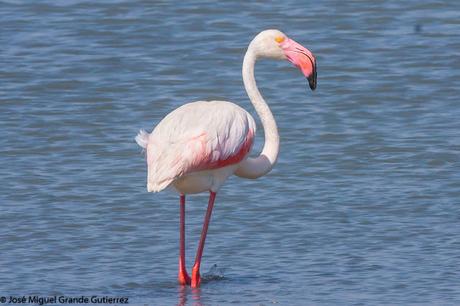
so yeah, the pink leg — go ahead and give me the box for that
[191,191,217,288]
[178,194,191,285]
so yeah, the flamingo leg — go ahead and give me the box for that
[191,191,217,288]
[178,194,191,285]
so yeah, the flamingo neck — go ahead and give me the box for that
[235,45,280,179]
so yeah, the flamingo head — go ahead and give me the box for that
[250,29,317,90]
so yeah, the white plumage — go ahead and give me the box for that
[136,101,256,193]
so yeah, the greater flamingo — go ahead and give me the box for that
[136,29,316,287]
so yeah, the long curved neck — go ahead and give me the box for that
[235,45,280,179]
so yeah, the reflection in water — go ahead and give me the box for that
[177,285,187,306]
[191,287,203,306]
[177,285,203,306]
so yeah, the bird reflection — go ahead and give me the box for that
[177,285,203,306]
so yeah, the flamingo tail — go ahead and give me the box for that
[135,129,149,149]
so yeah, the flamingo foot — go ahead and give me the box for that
[178,268,191,286]
[191,264,201,288]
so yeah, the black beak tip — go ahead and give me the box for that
[307,74,317,91]
[307,65,317,91]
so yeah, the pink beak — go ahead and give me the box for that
[280,37,317,90]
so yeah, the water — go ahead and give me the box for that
[1,0,460,305]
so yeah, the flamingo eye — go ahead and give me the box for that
[275,36,285,43]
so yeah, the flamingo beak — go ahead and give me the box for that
[280,37,317,91]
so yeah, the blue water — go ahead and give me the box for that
[1,1,460,305]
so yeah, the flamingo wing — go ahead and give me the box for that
[136,101,256,192]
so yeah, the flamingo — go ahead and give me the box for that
[135,29,317,288]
